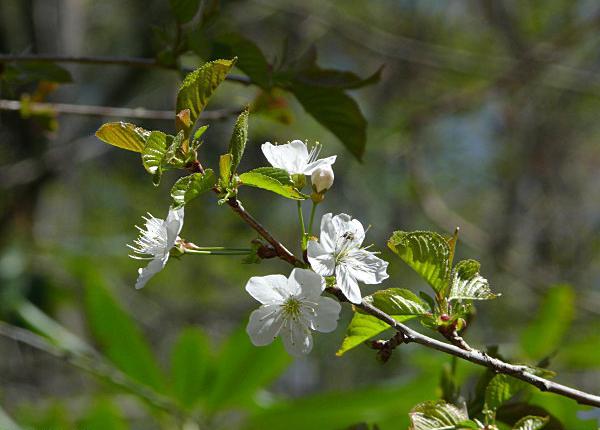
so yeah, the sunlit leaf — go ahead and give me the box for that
[336,312,415,356]
[388,231,451,294]
[448,259,498,301]
[484,374,527,415]
[219,153,233,184]
[361,288,431,316]
[239,167,307,200]
[141,131,168,186]
[171,169,216,207]
[512,416,549,430]
[95,122,150,153]
[176,59,236,127]
[408,400,469,430]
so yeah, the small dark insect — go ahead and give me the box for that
[342,231,355,241]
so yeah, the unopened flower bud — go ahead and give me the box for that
[311,165,334,193]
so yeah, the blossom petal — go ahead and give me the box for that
[303,155,337,174]
[281,320,313,356]
[319,213,336,251]
[311,297,341,333]
[307,240,335,277]
[261,140,308,174]
[165,206,185,246]
[288,268,325,299]
[330,213,365,248]
[135,254,169,289]
[347,249,389,285]
[336,265,362,304]
[245,274,289,304]
[246,305,284,346]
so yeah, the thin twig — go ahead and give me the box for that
[0,54,252,85]
[326,287,600,408]
[0,321,181,416]
[0,99,239,121]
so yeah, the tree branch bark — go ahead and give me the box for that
[0,54,252,85]
[0,99,240,121]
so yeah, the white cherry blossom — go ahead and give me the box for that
[128,206,184,289]
[245,268,341,356]
[307,213,389,304]
[261,139,336,176]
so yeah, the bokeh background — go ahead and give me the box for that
[1,0,600,428]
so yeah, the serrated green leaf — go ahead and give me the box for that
[448,259,498,301]
[82,270,165,391]
[170,328,212,408]
[171,170,216,207]
[169,0,201,23]
[520,284,574,359]
[193,124,209,141]
[290,83,367,160]
[228,108,249,173]
[408,400,469,430]
[212,33,271,88]
[176,59,236,128]
[484,374,527,414]
[239,167,307,200]
[336,312,415,356]
[512,416,549,430]
[362,288,431,316]
[95,122,150,152]
[141,131,168,182]
[388,231,451,294]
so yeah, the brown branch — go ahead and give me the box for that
[0,54,252,85]
[0,321,181,416]
[226,198,306,267]
[0,99,239,121]
[326,287,600,408]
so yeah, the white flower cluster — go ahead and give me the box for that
[127,139,389,357]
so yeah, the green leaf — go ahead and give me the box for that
[448,259,498,301]
[362,288,431,316]
[295,65,383,89]
[245,372,439,430]
[176,58,236,127]
[79,400,127,430]
[206,327,291,412]
[388,231,451,294]
[169,0,201,23]
[95,122,150,153]
[484,374,527,414]
[82,270,165,390]
[171,169,216,207]
[2,61,72,84]
[228,108,249,173]
[213,33,271,88]
[219,153,233,183]
[239,167,307,200]
[290,83,367,160]
[408,400,469,430]
[141,131,168,185]
[170,328,212,408]
[512,416,549,430]
[520,284,574,359]
[336,312,415,356]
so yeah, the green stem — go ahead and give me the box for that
[184,249,251,256]
[308,201,318,235]
[297,201,306,236]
